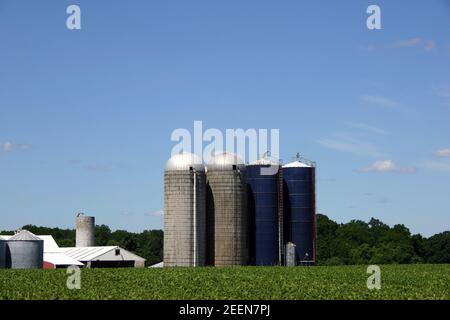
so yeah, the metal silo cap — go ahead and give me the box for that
[9,230,42,241]
[206,152,246,171]
[165,152,205,172]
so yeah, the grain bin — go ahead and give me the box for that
[246,154,282,266]
[164,152,207,267]
[76,214,95,247]
[282,154,316,265]
[207,153,248,266]
[5,230,44,269]
[0,238,6,268]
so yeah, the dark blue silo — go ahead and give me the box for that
[247,160,280,266]
[282,157,316,265]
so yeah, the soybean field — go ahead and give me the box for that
[0,264,449,300]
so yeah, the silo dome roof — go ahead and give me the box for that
[249,155,280,166]
[282,160,312,168]
[165,152,205,172]
[9,230,42,241]
[207,152,246,171]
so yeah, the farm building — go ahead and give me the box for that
[60,246,146,268]
[0,232,145,269]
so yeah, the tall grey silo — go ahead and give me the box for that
[0,238,6,268]
[76,214,95,247]
[164,152,207,267]
[207,153,248,266]
[5,230,44,269]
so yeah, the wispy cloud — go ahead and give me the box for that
[345,122,388,135]
[120,210,135,217]
[435,148,450,158]
[362,37,437,53]
[357,160,416,173]
[422,160,450,172]
[361,95,412,113]
[434,85,450,98]
[420,148,450,172]
[317,133,384,157]
[434,85,450,106]
[68,159,127,172]
[361,95,401,109]
[145,210,164,217]
[84,164,114,172]
[2,142,13,152]
[391,37,436,52]
[1,141,31,153]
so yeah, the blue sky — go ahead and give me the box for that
[1,0,449,236]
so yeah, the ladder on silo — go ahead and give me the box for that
[277,166,284,266]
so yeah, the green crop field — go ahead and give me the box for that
[0,264,449,300]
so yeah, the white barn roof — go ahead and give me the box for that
[44,252,84,266]
[60,246,146,262]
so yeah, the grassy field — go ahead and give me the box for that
[0,264,449,300]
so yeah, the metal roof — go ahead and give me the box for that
[206,152,246,171]
[60,246,146,262]
[8,230,43,241]
[44,252,84,266]
[165,152,205,172]
[61,246,118,261]
[283,160,312,168]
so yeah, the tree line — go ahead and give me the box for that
[316,214,450,265]
[1,214,448,266]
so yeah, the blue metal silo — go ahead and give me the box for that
[282,154,316,265]
[247,154,281,266]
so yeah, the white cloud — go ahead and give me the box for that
[361,95,413,113]
[317,133,383,157]
[1,142,31,153]
[391,37,436,52]
[434,85,450,99]
[120,210,135,217]
[345,122,388,135]
[435,148,450,158]
[84,164,113,172]
[363,37,437,53]
[358,160,416,173]
[361,95,401,109]
[145,210,164,217]
[2,142,13,152]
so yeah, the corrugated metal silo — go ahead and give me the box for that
[76,214,95,247]
[5,230,44,269]
[0,239,6,268]
[282,154,316,265]
[207,153,248,266]
[246,155,281,266]
[164,152,207,267]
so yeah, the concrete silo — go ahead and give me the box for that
[76,214,95,247]
[246,154,282,266]
[164,152,207,267]
[282,154,317,265]
[0,238,6,268]
[5,230,44,269]
[207,153,248,266]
